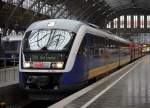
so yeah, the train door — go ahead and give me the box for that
[103,38,110,66]
[129,43,135,60]
[104,39,120,69]
[80,33,107,79]
[119,42,131,66]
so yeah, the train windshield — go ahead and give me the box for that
[23,29,75,51]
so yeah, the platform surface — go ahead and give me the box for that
[49,55,150,108]
[0,67,18,87]
[85,55,150,108]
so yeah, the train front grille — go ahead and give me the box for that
[23,73,62,90]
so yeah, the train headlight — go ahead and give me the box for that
[56,62,64,68]
[23,62,31,68]
[51,62,64,69]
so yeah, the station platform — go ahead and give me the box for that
[0,67,29,108]
[49,55,150,108]
[0,67,18,87]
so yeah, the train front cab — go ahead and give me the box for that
[19,28,89,97]
[19,27,140,99]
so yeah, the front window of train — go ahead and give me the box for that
[22,29,75,69]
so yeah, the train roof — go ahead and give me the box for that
[87,27,130,44]
[110,34,130,44]
[2,35,23,41]
[26,19,130,44]
[26,19,84,33]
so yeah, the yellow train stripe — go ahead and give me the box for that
[88,59,130,79]
[120,58,130,65]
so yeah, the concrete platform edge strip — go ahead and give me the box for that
[80,60,143,108]
[48,57,144,108]
[0,80,18,88]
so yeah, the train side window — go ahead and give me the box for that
[78,40,85,55]
[78,33,107,57]
[91,34,106,57]
[105,38,109,48]
[78,35,87,55]
[108,39,118,49]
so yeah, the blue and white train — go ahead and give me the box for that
[19,19,143,99]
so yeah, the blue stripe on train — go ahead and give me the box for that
[60,55,87,85]
[59,54,121,85]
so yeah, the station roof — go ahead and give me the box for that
[65,0,150,26]
[104,0,150,11]
[1,0,150,32]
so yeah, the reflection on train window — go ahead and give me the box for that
[78,33,106,57]
[78,32,130,60]
[23,29,75,51]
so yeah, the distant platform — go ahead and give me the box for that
[49,55,150,108]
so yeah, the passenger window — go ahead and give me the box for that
[78,37,86,55]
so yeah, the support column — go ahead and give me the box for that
[117,17,120,29]
[144,15,147,29]
[0,33,1,45]
[137,15,140,28]
[111,20,114,28]
[0,33,2,58]
[131,14,134,28]
[124,15,127,28]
